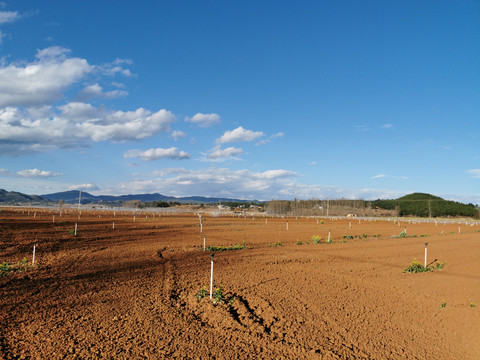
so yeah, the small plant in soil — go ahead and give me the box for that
[470,303,475,308]
[403,259,447,273]
[67,229,76,235]
[312,235,322,244]
[268,241,283,247]
[0,258,35,276]
[196,285,235,306]
[296,239,303,245]
[196,286,208,301]
[440,301,446,309]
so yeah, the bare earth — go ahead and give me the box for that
[1,207,479,359]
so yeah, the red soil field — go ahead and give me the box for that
[1,207,479,359]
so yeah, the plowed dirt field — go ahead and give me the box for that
[1,207,479,359]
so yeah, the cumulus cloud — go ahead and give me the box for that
[0,103,177,154]
[381,123,393,129]
[124,147,190,161]
[206,146,243,160]
[76,83,128,101]
[0,46,92,107]
[171,130,186,141]
[467,169,480,178]
[69,183,101,191]
[185,113,221,128]
[217,126,264,144]
[113,167,410,200]
[115,167,297,200]
[16,168,63,178]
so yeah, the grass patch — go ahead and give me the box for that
[206,242,246,251]
[312,235,322,244]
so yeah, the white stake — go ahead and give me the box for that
[203,234,206,251]
[74,222,77,236]
[134,215,136,222]
[286,221,289,231]
[328,230,331,243]
[424,243,428,268]
[32,242,36,265]
[210,254,214,299]
[53,215,55,223]
[349,221,351,229]
[113,221,115,229]
[458,226,461,234]
[200,222,203,233]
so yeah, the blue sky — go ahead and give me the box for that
[0,1,479,203]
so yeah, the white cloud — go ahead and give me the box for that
[467,169,480,178]
[255,131,283,146]
[0,10,20,24]
[0,167,10,174]
[309,161,316,166]
[217,126,264,144]
[171,130,186,141]
[185,113,221,128]
[112,167,413,201]
[0,103,177,154]
[207,146,243,160]
[77,83,128,101]
[381,123,393,129]
[124,147,190,161]
[371,174,408,180]
[255,139,270,146]
[117,167,296,200]
[16,168,63,178]
[69,183,101,191]
[0,47,92,107]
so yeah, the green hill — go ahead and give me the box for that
[370,193,479,218]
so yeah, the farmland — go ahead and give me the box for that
[1,207,480,359]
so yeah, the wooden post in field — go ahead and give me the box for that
[349,221,351,229]
[32,242,36,265]
[328,229,331,243]
[53,215,55,223]
[203,234,206,251]
[286,221,288,231]
[458,225,461,234]
[113,221,115,229]
[210,253,214,299]
[74,222,78,236]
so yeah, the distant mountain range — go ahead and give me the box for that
[0,189,257,205]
